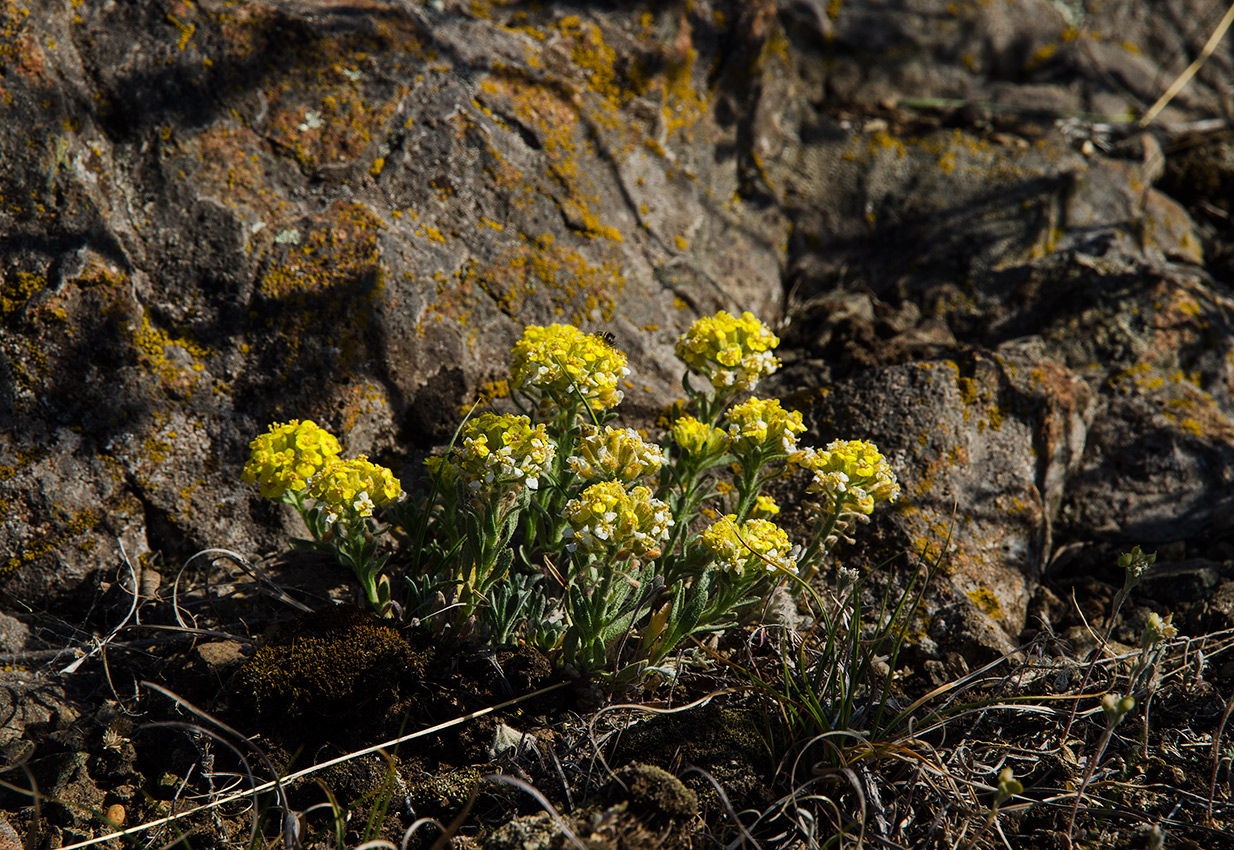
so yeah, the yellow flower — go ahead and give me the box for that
[510,324,629,412]
[670,415,729,457]
[675,311,780,392]
[308,455,403,522]
[422,454,457,488]
[563,481,673,558]
[1142,612,1178,648]
[725,397,806,457]
[447,412,556,494]
[568,424,667,482]
[750,495,780,519]
[798,439,899,516]
[700,515,797,576]
[242,419,342,500]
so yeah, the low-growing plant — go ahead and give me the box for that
[240,311,901,684]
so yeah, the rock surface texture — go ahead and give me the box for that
[4,0,1234,660]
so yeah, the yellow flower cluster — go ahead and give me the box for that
[751,494,780,519]
[510,324,629,412]
[725,397,806,456]
[568,424,667,483]
[700,515,797,576]
[798,439,900,515]
[1142,612,1178,648]
[563,481,673,558]
[451,412,556,493]
[675,310,781,392]
[670,415,729,457]
[308,456,404,522]
[242,419,342,499]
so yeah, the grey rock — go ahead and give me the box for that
[779,348,1092,641]
[3,0,1233,665]
[0,0,787,603]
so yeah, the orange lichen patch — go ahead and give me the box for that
[0,1,43,77]
[259,17,425,173]
[967,586,1005,620]
[2,507,101,580]
[0,270,45,321]
[1109,349,1234,442]
[427,231,624,330]
[126,310,213,394]
[176,124,275,218]
[1022,42,1057,72]
[335,378,390,434]
[0,445,47,485]
[260,202,383,299]
[554,15,626,126]
[948,362,1009,433]
[166,11,196,51]
[478,10,709,239]
[254,201,385,378]
[479,68,627,242]
[267,81,406,174]
[200,1,278,62]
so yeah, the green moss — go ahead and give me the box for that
[408,765,487,815]
[234,605,430,714]
[615,763,698,821]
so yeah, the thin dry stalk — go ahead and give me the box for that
[485,774,588,850]
[52,679,572,850]
[1139,0,1234,127]
[1208,685,1234,825]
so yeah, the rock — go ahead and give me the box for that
[611,763,698,822]
[1,0,788,605]
[2,0,1233,675]
[486,811,558,850]
[815,0,1230,128]
[0,669,72,748]
[777,348,1092,647]
[0,612,29,655]
[0,815,19,850]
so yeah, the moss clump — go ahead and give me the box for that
[613,763,698,822]
[407,764,487,817]
[611,703,773,817]
[233,605,429,717]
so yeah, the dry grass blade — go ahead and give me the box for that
[61,541,141,675]
[485,774,589,850]
[400,817,448,850]
[584,688,734,786]
[1209,685,1234,825]
[681,766,763,850]
[142,720,266,849]
[176,548,313,623]
[1139,0,1234,127]
[53,679,571,850]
